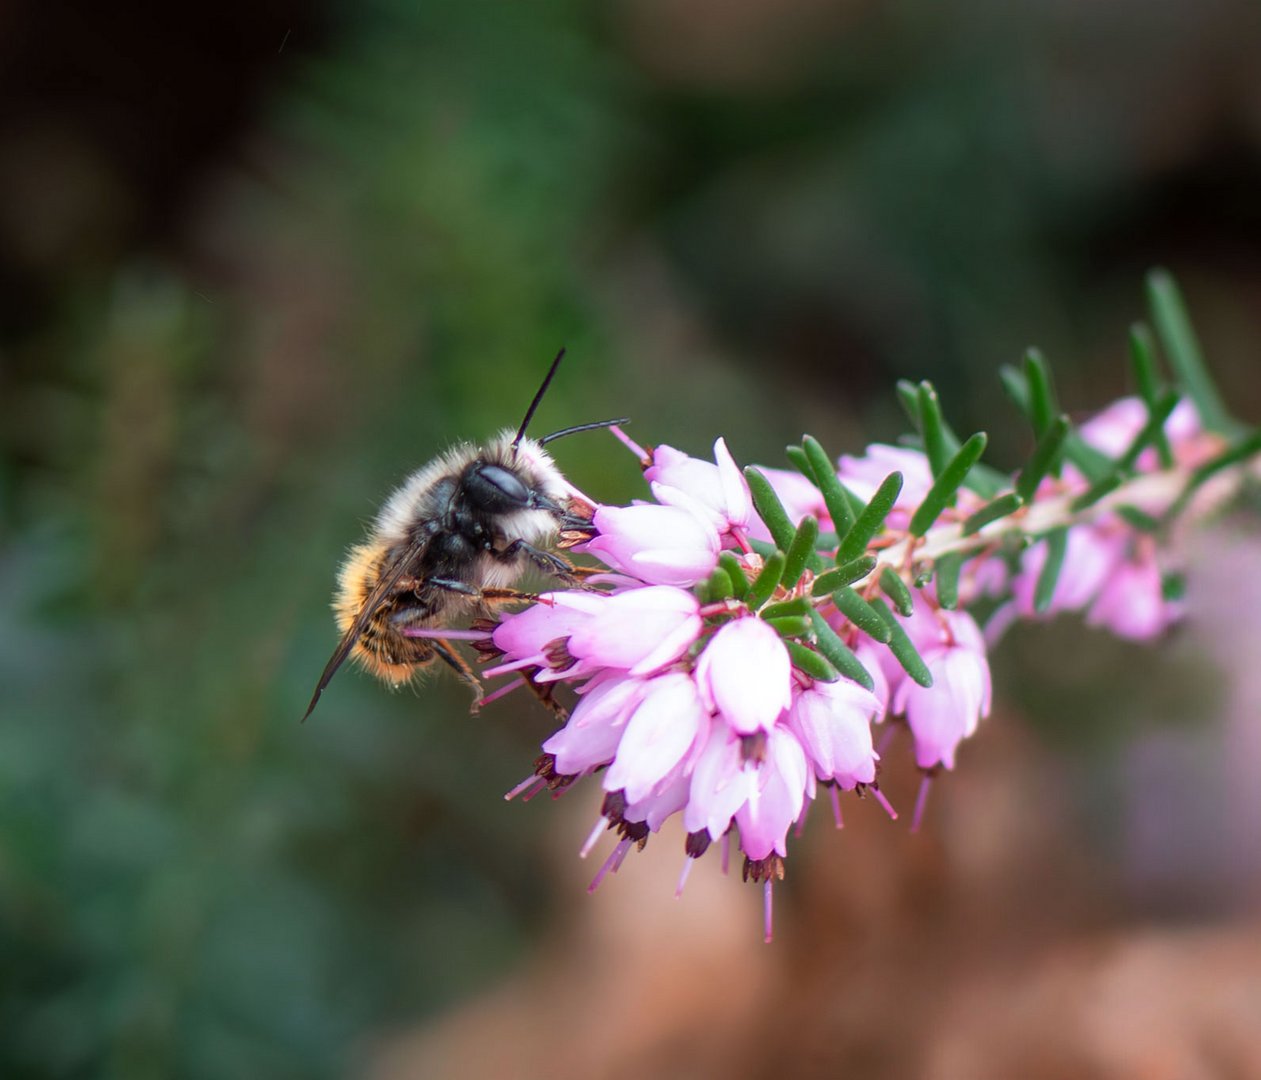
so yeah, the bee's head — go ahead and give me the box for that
[461,457,560,515]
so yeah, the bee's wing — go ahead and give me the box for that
[301,539,426,722]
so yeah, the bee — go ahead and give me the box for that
[301,349,624,722]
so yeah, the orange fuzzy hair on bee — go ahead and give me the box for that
[332,542,435,687]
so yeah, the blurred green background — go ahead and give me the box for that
[3,2,1261,1077]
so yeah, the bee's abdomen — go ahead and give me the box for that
[334,542,437,686]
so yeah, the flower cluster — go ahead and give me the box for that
[421,362,1239,942]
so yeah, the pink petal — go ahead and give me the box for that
[604,674,708,805]
[735,727,809,860]
[567,586,701,674]
[695,618,792,735]
[683,725,755,840]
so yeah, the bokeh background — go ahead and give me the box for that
[3,2,1261,1077]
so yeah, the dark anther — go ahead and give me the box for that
[600,790,628,825]
[742,854,785,884]
[685,831,711,859]
[542,637,578,671]
[618,819,650,849]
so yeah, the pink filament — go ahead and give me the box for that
[611,838,633,873]
[588,839,630,893]
[520,782,550,804]
[401,627,489,640]
[675,857,694,899]
[481,656,541,679]
[721,832,731,876]
[504,774,545,801]
[763,879,774,944]
[729,525,753,555]
[829,785,844,829]
[870,786,899,821]
[477,678,524,710]
[910,774,933,835]
[579,816,607,859]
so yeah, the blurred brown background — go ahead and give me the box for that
[2,1,1261,1077]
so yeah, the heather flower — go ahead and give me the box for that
[489,590,605,661]
[582,504,720,586]
[566,586,703,676]
[734,727,810,861]
[788,676,883,788]
[645,438,753,539]
[1086,542,1181,640]
[890,597,991,771]
[603,673,708,804]
[540,672,647,776]
[694,617,792,736]
[1009,526,1119,619]
[682,724,757,842]
[623,765,692,833]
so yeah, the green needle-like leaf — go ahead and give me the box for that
[836,472,903,563]
[718,552,749,598]
[812,556,876,595]
[1016,415,1071,502]
[802,435,858,535]
[1162,571,1187,602]
[870,598,933,687]
[879,566,915,617]
[1116,390,1179,472]
[785,444,814,479]
[831,586,892,643]
[766,615,812,638]
[908,432,988,537]
[745,467,797,552]
[1147,268,1231,433]
[1024,348,1058,438]
[785,640,840,683]
[808,609,874,690]
[1004,365,1113,482]
[761,596,813,620]
[935,551,963,610]
[704,566,734,602]
[1115,506,1160,533]
[1000,365,1029,416]
[1129,324,1174,468]
[747,550,786,610]
[1034,527,1068,614]
[781,515,819,588]
[961,492,1025,536]
[917,382,950,477]
[896,379,921,429]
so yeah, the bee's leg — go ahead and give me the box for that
[517,671,569,721]
[427,578,481,598]
[429,637,485,713]
[497,540,583,586]
[480,587,541,603]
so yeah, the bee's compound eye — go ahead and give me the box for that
[467,463,531,510]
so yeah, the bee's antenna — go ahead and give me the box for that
[513,347,566,452]
[539,418,631,445]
